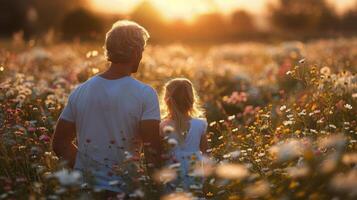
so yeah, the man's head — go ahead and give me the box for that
[104,20,150,73]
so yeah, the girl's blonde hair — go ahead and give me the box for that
[161,78,205,143]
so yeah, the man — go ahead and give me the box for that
[52,20,163,193]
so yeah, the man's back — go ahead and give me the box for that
[60,75,160,192]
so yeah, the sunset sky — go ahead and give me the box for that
[90,0,356,21]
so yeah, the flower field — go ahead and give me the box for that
[0,38,357,199]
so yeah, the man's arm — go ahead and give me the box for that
[139,120,163,170]
[52,119,77,168]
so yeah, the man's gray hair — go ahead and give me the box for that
[104,20,150,63]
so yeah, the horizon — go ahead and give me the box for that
[89,0,356,21]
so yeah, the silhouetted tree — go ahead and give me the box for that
[0,0,83,38]
[130,1,166,41]
[194,13,228,41]
[0,0,31,37]
[231,10,256,33]
[168,19,193,42]
[269,0,338,33]
[32,0,83,31]
[341,1,357,31]
[61,8,104,40]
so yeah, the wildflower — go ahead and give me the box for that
[153,168,177,184]
[342,153,357,165]
[189,184,202,190]
[15,94,26,103]
[189,158,214,177]
[168,138,178,146]
[227,115,235,121]
[298,109,307,116]
[215,163,249,180]
[261,114,270,118]
[244,180,270,198]
[344,104,353,110]
[86,50,98,58]
[329,124,337,129]
[39,134,50,142]
[53,169,82,186]
[27,127,36,132]
[163,125,175,134]
[91,68,99,74]
[258,152,265,157]
[161,192,193,200]
[209,121,217,127]
[330,170,357,196]
[108,180,120,186]
[223,150,240,159]
[243,105,256,116]
[286,166,310,178]
[318,134,346,150]
[223,91,248,104]
[168,163,181,169]
[129,189,145,198]
[280,105,287,111]
[270,139,306,162]
[320,67,331,75]
[299,58,305,64]
[283,120,293,126]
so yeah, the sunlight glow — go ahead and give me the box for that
[89,0,356,21]
[89,0,267,20]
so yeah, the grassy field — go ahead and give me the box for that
[0,38,356,199]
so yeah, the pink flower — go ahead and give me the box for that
[223,91,248,105]
[27,127,36,132]
[39,134,50,142]
[243,106,260,116]
[243,105,254,116]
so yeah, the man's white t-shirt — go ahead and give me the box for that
[59,75,160,192]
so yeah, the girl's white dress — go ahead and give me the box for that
[163,118,208,191]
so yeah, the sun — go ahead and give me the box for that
[150,0,216,21]
[89,0,221,21]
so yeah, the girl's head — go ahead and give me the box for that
[161,78,204,123]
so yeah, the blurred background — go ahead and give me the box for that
[1,0,357,43]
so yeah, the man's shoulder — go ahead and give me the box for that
[131,78,157,93]
[69,76,97,95]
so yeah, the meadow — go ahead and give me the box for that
[0,38,356,199]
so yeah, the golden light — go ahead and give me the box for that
[89,0,266,21]
[89,0,356,21]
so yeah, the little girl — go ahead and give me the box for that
[160,78,208,191]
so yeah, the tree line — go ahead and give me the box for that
[0,0,356,42]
